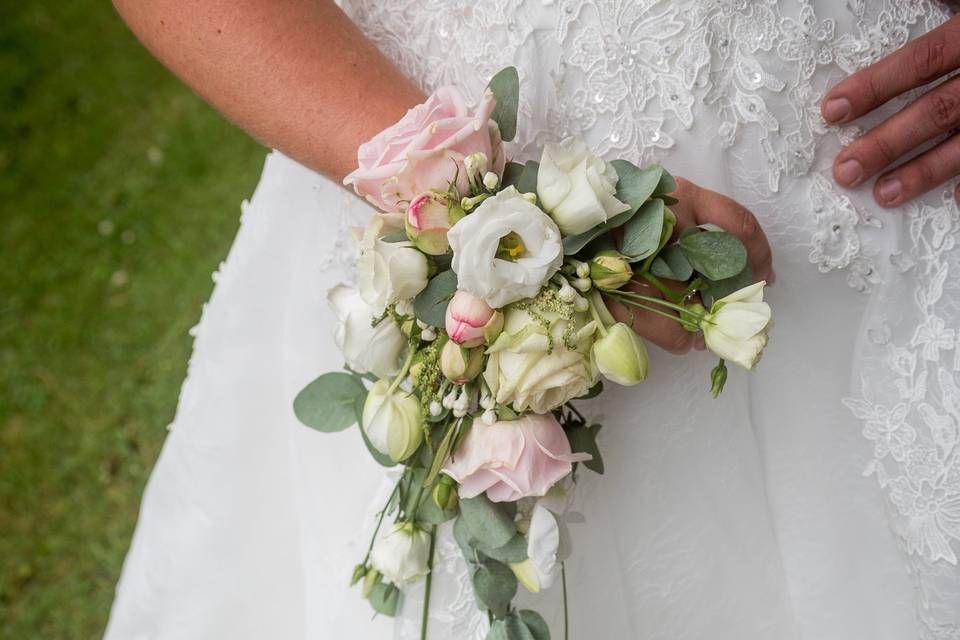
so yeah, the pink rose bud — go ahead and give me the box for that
[445,290,496,348]
[405,191,464,255]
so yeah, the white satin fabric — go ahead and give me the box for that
[106,2,960,639]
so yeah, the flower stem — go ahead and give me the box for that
[420,526,437,640]
[608,294,700,330]
[363,480,401,565]
[613,290,703,318]
[586,296,609,337]
[387,345,418,396]
[641,272,684,304]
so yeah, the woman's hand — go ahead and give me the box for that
[821,16,960,207]
[606,178,774,354]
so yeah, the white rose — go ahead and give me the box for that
[362,379,423,462]
[370,522,431,586]
[700,281,772,370]
[447,187,563,308]
[510,504,561,593]
[357,216,429,314]
[328,285,406,378]
[537,137,630,236]
[484,303,598,414]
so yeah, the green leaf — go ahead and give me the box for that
[354,393,397,467]
[368,582,400,617]
[518,610,551,640]
[482,534,529,564]
[488,66,520,142]
[460,495,516,549]
[677,231,748,281]
[621,199,665,262]
[501,160,539,194]
[414,270,458,327]
[610,160,663,211]
[577,380,604,400]
[380,230,409,243]
[702,264,754,308]
[562,206,636,256]
[473,557,517,618]
[293,372,365,432]
[423,421,459,488]
[653,167,677,195]
[650,245,693,281]
[657,194,680,206]
[567,423,604,474]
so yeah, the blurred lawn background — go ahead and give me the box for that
[1,2,265,637]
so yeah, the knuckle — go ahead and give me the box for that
[927,88,960,131]
[911,36,946,82]
[870,133,898,166]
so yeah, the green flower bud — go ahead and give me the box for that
[589,250,633,291]
[710,360,728,398]
[405,191,465,255]
[350,563,367,587]
[432,475,458,511]
[440,341,484,384]
[592,322,649,386]
[361,568,380,599]
[683,302,706,332]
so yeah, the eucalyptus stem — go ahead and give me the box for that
[608,294,700,330]
[363,480,401,565]
[561,562,570,640]
[420,526,437,640]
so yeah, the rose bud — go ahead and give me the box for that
[589,250,633,291]
[361,379,423,462]
[593,322,649,386]
[445,290,502,347]
[405,191,464,255]
[440,340,484,384]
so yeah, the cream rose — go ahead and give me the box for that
[343,87,505,213]
[537,136,630,235]
[357,216,429,314]
[484,303,598,414]
[447,187,563,309]
[328,285,406,378]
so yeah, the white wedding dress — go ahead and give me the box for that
[105,1,960,639]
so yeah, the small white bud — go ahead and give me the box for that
[416,320,430,330]
[442,389,458,409]
[576,262,591,279]
[572,277,592,292]
[480,394,495,410]
[420,327,436,342]
[521,192,537,204]
[394,299,413,316]
[429,401,442,416]
[558,283,577,303]
[573,295,590,312]
[482,409,497,425]
[482,171,499,190]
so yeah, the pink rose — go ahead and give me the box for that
[344,87,506,213]
[443,414,590,503]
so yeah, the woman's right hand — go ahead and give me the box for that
[606,178,774,354]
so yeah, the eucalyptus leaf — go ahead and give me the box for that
[368,582,400,617]
[454,515,478,561]
[380,230,409,243]
[562,206,636,256]
[650,244,693,281]
[653,167,677,195]
[501,160,539,194]
[482,534,529,564]
[657,194,680,206]
[702,264,755,308]
[294,372,366,432]
[417,491,459,525]
[473,557,517,618]
[621,199,665,262]
[460,495,516,549]
[678,231,748,281]
[414,270,458,327]
[488,66,520,142]
[501,161,526,190]
[518,610,551,640]
[567,424,604,474]
[577,380,604,400]
[610,160,663,211]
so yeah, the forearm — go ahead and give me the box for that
[113,0,425,181]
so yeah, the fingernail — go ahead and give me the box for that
[836,159,864,186]
[877,178,903,205]
[823,97,852,123]
[694,334,706,351]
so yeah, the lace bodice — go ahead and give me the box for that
[339,1,960,637]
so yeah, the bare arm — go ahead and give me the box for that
[113,0,425,181]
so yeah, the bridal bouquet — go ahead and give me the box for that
[294,68,772,639]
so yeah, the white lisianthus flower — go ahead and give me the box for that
[447,187,563,308]
[537,137,630,236]
[510,505,561,593]
[362,379,423,462]
[370,522,431,586]
[593,322,649,385]
[328,285,406,378]
[484,303,598,413]
[357,215,429,314]
[700,281,772,370]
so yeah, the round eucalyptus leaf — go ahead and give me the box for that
[293,372,365,432]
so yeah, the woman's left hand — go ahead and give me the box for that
[821,16,960,207]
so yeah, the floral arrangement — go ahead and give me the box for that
[294,68,772,639]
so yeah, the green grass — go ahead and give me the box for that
[0,2,265,637]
